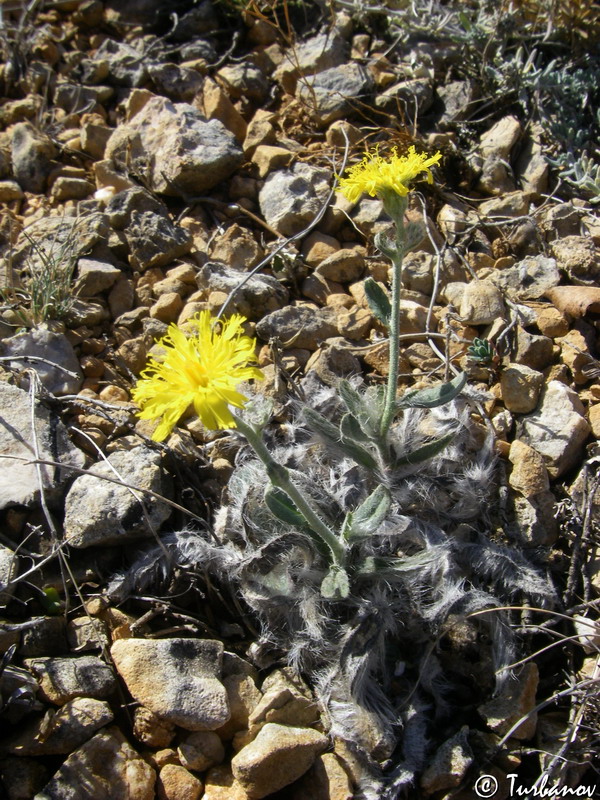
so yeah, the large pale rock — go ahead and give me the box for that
[63,446,171,548]
[288,753,354,800]
[551,235,600,286]
[104,96,243,196]
[490,255,560,301]
[35,726,155,800]
[508,440,549,497]
[259,162,330,237]
[158,764,203,800]
[24,655,116,705]
[11,122,57,193]
[110,638,230,731]
[256,305,338,350]
[1,329,83,395]
[0,383,85,510]
[520,381,591,478]
[459,280,505,325]
[297,63,373,127]
[196,261,287,320]
[500,364,544,414]
[479,115,521,159]
[231,723,328,798]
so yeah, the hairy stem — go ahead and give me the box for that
[233,414,346,566]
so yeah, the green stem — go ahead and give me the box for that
[232,414,346,566]
[379,208,406,439]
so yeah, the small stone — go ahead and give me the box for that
[420,726,473,793]
[8,698,114,755]
[178,731,225,771]
[520,381,591,478]
[200,77,247,143]
[216,673,263,741]
[0,544,17,607]
[490,255,560,301]
[251,145,294,178]
[75,258,122,296]
[589,404,600,438]
[551,235,600,286]
[24,655,116,705]
[287,753,354,800]
[116,336,148,375]
[126,212,193,271]
[336,305,372,341]
[533,304,569,338]
[63,446,171,548]
[500,364,544,414]
[479,191,530,219]
[301,232,341,267]
[150,292,184,323]
[259,162,330,237]
[110,638,230,731]
[297,63,373,127]
[11,122,57,193]
[1,329,83,395]
[557,328,594,384]
[514,327,554,370]
[511,490,558,546]
[256,305,338,350]
[67,617,110,652]
[276,32,346,91]
[35,726,155,800]
[508,439,550,497]
[316,247,365,282]
[231,722,328,799]
[459,280,505,325]
[477,154,516,195]
[51,176,95,201]
[197,261,288,320]
[479,115,521,159]
[478,663,539,740]
[211,224,264,271]
[133,707,176,748]
[302,273,344,305]
[158,764,204,800]
[0,179,24,201]
[203,764,250,800]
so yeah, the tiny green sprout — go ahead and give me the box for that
[468,338,496,363]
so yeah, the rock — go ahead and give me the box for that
[477,154,516,195]
[459,280,505,325]
[544,285,600,318]
[0,544,17,606]
[125,211,193,271]
[500,364,544,413]
[479,191,530,219]
[259,162,331,237]
[116,336,148,375]
[51,177,95,201]
[508,440,550,497]
[478,663,539,740]
[105,96,243,196]
[203,764,250,800]
[217,63,270,103]
[276,32,347,91]
[80,120,113,160]
[0,179,24,201]
[210,224,264,271]
[589,404,600,438]
[490,255,560,301]
[177,731,225,771]
[148,63,204,103]
[557,328,594,384]
[24,655,116,705]
[438,202,477,244]
[479,115,521,159]
[514,327,554,370]
[420,726,473,793]
[376,78,433,115]
[133,707,176,748]
[158,764,204,800]
[19,617,67,658]
[63,446,171,548]
[35,726,155,800]
[436,80,478,126]
[92,38,148,86]
[297,63,373,127]
[251,145,295,178]
[510,490,558,546]
[196,261,288,319]
[539,202,582,241]
[231,723,328,799]
[1,329,83,395]
[550,235,600,286]
[301,232,341,267]
[256,305,339,350]
[216,674,262,741]
[67,617,110,653]
[11,122,57,193]
[287,752,354,800]
[110,638,230,731]
[516,136,549,196]
[150,292,184,323]
[336,305,372,341]
[8,698,114,755]
[520,381,591,478]
[532,304,569,338]
[200,78,248,144]
[316,248,365,282]
[75,258,122,297]
[0,383,85,510]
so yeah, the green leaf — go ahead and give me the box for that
[303,408,379,470]
[363,278,392,327]
[320,566,350,599]
[393,430,456,468]
[398,372,467,409]
[41,587,63,615]
[264,486,306,528]
[338,380,366,418]
[340,413,371,443]
[356,550,441,577]
[344,485,391,541]
[374,231,399,260]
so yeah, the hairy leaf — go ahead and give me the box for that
[343,485,391,541]
[363,278,392,327]
[304,408,379,470]
[393,430,456,468]
[398,372,467,409]
[321,566,350,599]
[264,485,306,528]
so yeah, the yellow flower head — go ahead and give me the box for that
[132,311,263,441]
[337,145,442,204]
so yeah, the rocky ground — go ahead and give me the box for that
[0,0,599,798]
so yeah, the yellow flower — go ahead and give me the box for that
[337,145,442,204]
[132,311,263,440]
